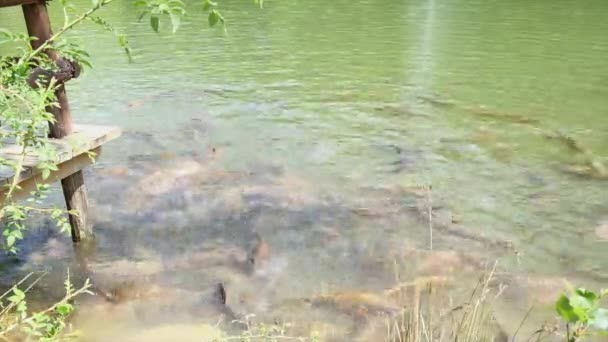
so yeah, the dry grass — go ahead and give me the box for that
[383,263,508,342]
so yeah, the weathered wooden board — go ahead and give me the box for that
[0,0,42,8]
[0,124,121,189]
[0,146,101,202]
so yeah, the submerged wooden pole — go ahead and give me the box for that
[22,2,92,242]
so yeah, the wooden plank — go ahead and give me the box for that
[0,0,41,8]
[0,147,100,204]
[0,124,121,187]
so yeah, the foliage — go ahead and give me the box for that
[555,287,608,341]
[0,271,93,341]
[0,0,120,254]
[136,0,264,33]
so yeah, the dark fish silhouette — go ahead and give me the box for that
[212,282,227,305]
[245,232,271,274]
[206,282,247,331]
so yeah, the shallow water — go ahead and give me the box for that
[1,0,608,340]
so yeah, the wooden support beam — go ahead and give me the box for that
[22,2,70,136]
[22,2,91,242]
[0,124,122,188]
[61,161,90,242]
[0,147,101,203]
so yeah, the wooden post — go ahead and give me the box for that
[22,2,92,242]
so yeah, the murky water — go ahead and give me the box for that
[1,0,608,340]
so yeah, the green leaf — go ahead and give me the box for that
[556,294,580,323]
[41,168,50,180]
[208,9,219,27]
[11,230,23,239]
[202,0,217,11]
[6,234,16,247]
[9,288,25,303]
[169,13,181,33]
[591,308,608,330]
[118,34,129,48]
[56,303,73,316]
[208,9,224,27]
[576,288,598,302]
[158,3,169,12]
[150,16,160,33]
[571,292,595,312]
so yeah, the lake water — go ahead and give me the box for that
[1,0,607,340]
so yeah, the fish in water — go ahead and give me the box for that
[310,290,401,318]
[209,283,238,320]
[198,282,247,331]
[245,232,271,275]
[384,144,419,173]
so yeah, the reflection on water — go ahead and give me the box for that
[1,0,608,339]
